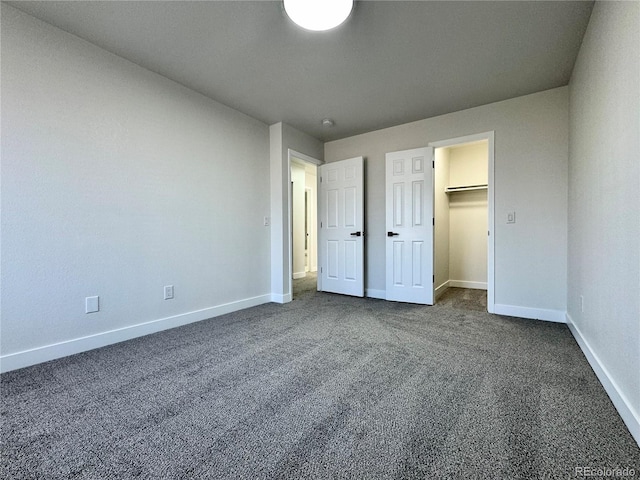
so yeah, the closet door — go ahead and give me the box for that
[385,148,434,304]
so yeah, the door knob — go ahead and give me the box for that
[350,231,362,237]
[387,232,399,237]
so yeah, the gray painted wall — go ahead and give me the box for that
[1,6,271,369]
[567,0,640,440]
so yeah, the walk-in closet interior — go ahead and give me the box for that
[434,141,489,300]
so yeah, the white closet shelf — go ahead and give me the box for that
[445,184,488,194]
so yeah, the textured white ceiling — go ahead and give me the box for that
[7,1,594,141]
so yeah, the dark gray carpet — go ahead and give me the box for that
[293,271,319,298]
[2,286,639,479]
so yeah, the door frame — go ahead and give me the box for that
[304,186,317,273]
[287,149,322,298]
[428,131,495,313]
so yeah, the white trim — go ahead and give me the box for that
[486,133,495,314]
[449,280,487,290]
[286,153,293,301]
[304,184,318,274]
[493,304,566,323]
[270,292,292,304]
[288,149,323,166]
[566,313,640,447]
[429,131,495,314]
[293,271,306,280]
[0,294,272,374]
[365,289,386,300]
[435,281,449,300]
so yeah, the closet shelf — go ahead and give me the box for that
[445,184,488,194]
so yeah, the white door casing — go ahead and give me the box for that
[318,157,364,297]
[385,148,434,304]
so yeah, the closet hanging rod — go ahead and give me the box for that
[445,184,488,193]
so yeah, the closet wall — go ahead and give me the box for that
[435,148,451,290]
[435,142,488,297]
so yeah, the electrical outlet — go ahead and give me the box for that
[164,285,174,300]
[263,216,270,226]
[85,296,99,314]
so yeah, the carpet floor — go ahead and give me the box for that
[1,284,639,479]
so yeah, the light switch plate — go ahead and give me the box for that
[507,212,516,224]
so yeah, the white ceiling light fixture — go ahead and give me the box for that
[284,0,354,32]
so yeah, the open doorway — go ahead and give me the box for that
[430,132,495,313]
[290,153,319,299]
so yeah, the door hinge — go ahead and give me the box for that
[432,218,435,226]
[320,221,323,228]
[433,274,435,283]
[432,160,435,168]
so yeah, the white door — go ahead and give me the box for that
[318,157,364,297]
[385,148,434,304]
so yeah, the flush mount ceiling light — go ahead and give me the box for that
[283,0,354,32]
[322,118,335,127]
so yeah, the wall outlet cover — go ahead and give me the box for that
[164,285,174,300]
[85,296,99,314]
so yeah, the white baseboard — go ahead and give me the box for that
[366,289,386,300]
[493,304,566,323]
[292,271,306,280]
[0,294,272,374]
[270,292,292,304]
[566,313,640,447]
[435,281,450,299]
[449,280,487,290]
